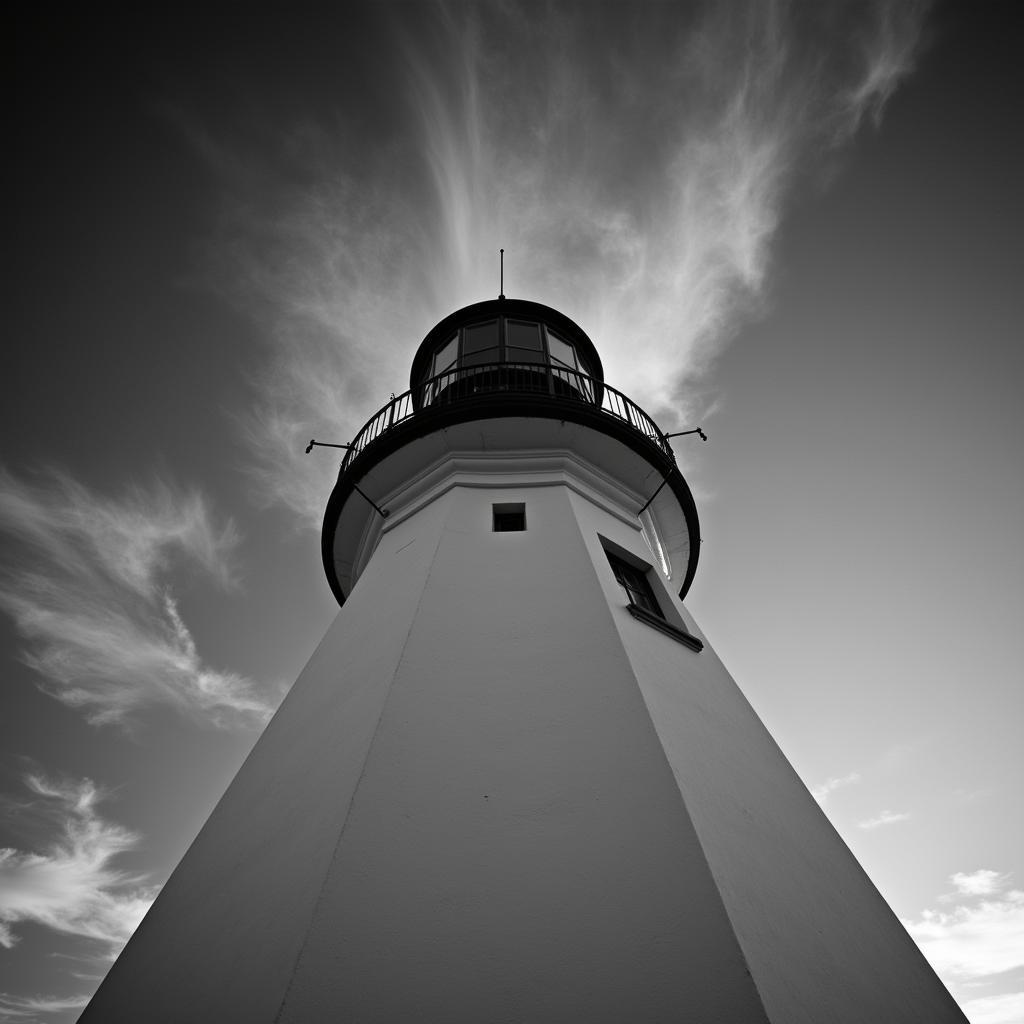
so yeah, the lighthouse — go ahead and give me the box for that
[81,297,966,1022]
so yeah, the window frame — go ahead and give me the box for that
[440,318,587,376]
[460,319,502,368]
[505,319,547,365]
[606,551,663,616]
[419,317,596,405]
[603,544,703,652]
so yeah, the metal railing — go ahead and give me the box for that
[339,361,674,473]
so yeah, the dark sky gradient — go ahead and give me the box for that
[6,4,1023,1021]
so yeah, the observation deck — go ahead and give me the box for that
[323,298,700,605]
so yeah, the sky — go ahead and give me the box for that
[5,3,1022,1021]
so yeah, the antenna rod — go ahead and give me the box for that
[499,248,505,300]
[665,427,708,441]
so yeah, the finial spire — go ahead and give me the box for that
[499,248,505,300]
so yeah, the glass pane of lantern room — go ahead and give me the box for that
[462,321,499,367]
[506,320,544,364]
[547,328,591,399]
[546,330,577,369]
[432,334,458,377]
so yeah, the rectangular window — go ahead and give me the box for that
[603,545,703,651]
[428,334,460,403]
[462,321,500,367]
[432,334,458,377]
[606,551,662,617]
[547,328,592,399]
[546,329,577,370]
[492,502,526,532]
[506,320,545,364]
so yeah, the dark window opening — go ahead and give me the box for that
[462,321,500,367]
[493,502,526,532]
[606,551,662,617]
[506,320,545,365]
[604,546,703,651]
[546,329,577,369]
[432,334,458,376]
[419,317,600,409]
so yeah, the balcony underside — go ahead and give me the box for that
[322,394,700,606]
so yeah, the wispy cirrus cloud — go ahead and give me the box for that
[177,1,930,527]
[0,774,156,953]
[950,870,1011,898]
[403,1,932,402]
[905,872,1024,983]
[811,771,861,804]
[958,991,1024,1024]
[0,992,91,1021]
[837,0,933,137]
[858,809,911,830]
[0,467,274,728]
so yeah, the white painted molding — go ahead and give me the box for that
[352,449,647,582]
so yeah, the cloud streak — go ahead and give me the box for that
[179,0,931,527]
[811,771,861,804]
[958,992,1024,1024]
[903,870,1024,982]
[951,870,1010,898]
[0,774,156,953]
[0,467,274,729]
[857,809,910,830]
[0,993,91,1022]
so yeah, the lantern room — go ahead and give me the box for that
[409,298,604,409]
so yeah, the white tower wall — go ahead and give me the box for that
[83,466,773,1021]
[82,437,966,1023]
[80,491,457,1021]
[567,487,964,1022]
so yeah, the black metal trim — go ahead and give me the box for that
[341,362,671,472]
[638,474,670,515]
[625,603,704,652]
[322,379,701,608]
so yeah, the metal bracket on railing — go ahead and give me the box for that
[637,427,707,515]
[352,483,389,519]
[664,427,708,441]
[305,440,390,519]
[638,476,670,516]
[305,439,353,453]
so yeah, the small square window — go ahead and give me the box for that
[493,502,526,532]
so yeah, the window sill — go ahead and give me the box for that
[626,603,704,652]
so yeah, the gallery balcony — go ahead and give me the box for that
[338,360,675,477]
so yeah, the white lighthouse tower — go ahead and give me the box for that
[82,297,966,1022]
